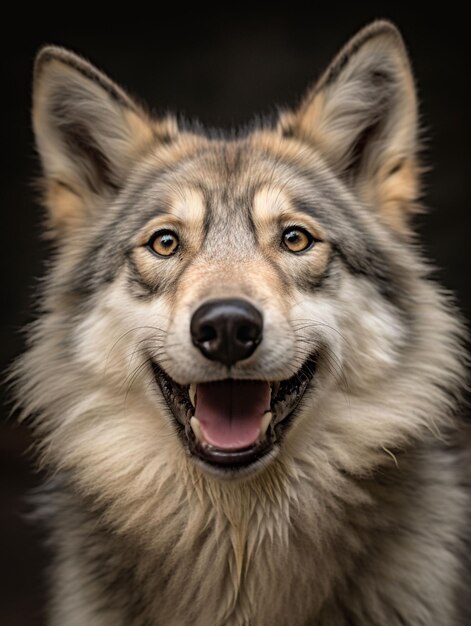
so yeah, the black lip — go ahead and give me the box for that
[151,354,317,472]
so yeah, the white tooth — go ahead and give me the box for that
[189,383,197,407]
[271,382,280,396]
[259,411,273,439]
[190,416,204,442]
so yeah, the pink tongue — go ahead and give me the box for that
[195,380,270,450]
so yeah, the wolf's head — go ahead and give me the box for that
[18,21,465,497]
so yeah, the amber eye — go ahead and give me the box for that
[282,227,315,253]
[147,229,179,257]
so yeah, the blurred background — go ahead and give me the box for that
[1,6,469,625]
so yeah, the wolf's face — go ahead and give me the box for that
[63,138,413,479]
[21,22,463,489]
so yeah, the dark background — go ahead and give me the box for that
[1,8,469,625]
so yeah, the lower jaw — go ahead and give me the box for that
[192,445,280,479]
[187,425,277,476]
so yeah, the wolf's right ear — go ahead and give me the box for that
[279,20,421,235]
[33,46,170,235]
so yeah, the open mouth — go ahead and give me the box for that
[151,355,317,474]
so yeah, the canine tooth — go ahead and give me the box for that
[271,382,280,396]
[259,411,273,439]
[190,416,204,442]
[189,384,197,407]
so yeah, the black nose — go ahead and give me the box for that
[190,298,263,366]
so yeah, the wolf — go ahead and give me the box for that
[12,18,470,626]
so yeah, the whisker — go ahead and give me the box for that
[123,361,151,406]
[291,318,349,345]
[104,325,168,374]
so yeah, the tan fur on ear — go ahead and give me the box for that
[32,46,161,234]
[41,180,85,237]
[359,155,425,236]
[280,20,421,235]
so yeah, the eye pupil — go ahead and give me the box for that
[148,229,179,257]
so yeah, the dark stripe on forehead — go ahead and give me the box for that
[235,184,259,242]
[246,200,258,243]
[201,183,258,246]
[198,184,213,242]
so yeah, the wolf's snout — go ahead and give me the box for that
[190,298,263,366]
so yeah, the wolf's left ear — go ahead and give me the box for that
[32,46,163,234]
[280,20,421,234]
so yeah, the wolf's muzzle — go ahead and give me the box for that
[190,298,263,366]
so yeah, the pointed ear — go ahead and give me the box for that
[280,20,421,235]
[32,46,162,234]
